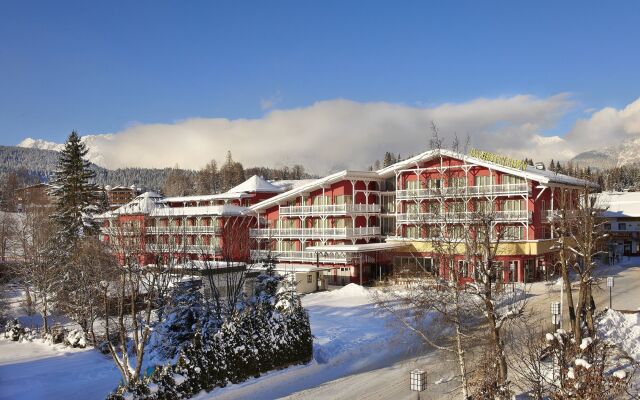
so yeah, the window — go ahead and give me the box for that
[503,199,525,211]
[475,200,494,213]
[307,275,313,283]
[334,195,352,205]
[406,180,421,190]
[427,202,442,214]
[604,223,611,231]
[405,226,422,239]
[502,175,525,185]
[541,200,546,212]
[427,226,441,238]
[449,201,466,213]
[458,260,469,278]
[474,175,495,187]
[502,226,525,240]
[427,179,442,189]
[619,223,626,231]
[449,177,467,188]
[449,225,465,240]
[406,203,420,214]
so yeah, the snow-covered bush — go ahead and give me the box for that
[64,329,88,348]
[147,279,205,364]
[542,329,633,399]
[4,318,25,341]
[106,271,313,400]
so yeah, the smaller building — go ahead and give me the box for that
[15,183,55,211]
[600,192,640,258]
[105,185,142,210]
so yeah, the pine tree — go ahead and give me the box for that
[49,131,100,246]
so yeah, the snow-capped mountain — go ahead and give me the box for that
[18,138,64,152]
[18,136,108,167]
[571,136,640,169]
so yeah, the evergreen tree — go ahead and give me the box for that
[49,131,100,246]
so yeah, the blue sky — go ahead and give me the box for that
[1,1,639,154]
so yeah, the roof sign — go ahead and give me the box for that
[469,148,527,171]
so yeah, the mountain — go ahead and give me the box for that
[0,145,191,191]
[571,137,640,169]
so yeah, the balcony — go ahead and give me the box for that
[279,203,381,216]
[145,243,221,254]
[146,225,222,234]
[250,249,349,264]
[396,210,532,223]
[249,226,381,239]
[544,209,580,221]
[396,183,530,200]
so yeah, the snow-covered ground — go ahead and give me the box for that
[597,309,640,360]
[0,338,120,400]
[0,283,422,400]
[1,259,639,400]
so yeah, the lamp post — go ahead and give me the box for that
[607,277,614,309]
[410,369,427,399]
[551,301,561,331]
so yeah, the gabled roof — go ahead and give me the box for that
[377,148,597,187]
[228,175,285,194]
[250,170,381,211]
[599,191,640,218]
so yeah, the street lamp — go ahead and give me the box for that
[607,276,614,309]
[551,301,561,331]
[410,369,427,398]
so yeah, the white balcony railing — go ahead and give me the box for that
[544,209,581,220]
[279,204,381,216]
[145,243,221,254]
[250,249,349,264]
[250,226,381,239]
[146,226,222,234]
[396,183,530,200]
[396,210,532,223]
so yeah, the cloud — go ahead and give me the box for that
[260,90,283,111]
[21,95,640,174]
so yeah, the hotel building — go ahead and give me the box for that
[99,149,596,289]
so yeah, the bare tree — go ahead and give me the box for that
[464,206,528,394]
[549,188,579,334]
[101,219,164,385]
[199,215,255,320]
[13,204,61,332]
[58,237,119,345]
[569,187,607,342]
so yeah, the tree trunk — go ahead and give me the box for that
[560,264,576,333]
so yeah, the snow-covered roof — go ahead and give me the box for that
[228,175,285,194]
[149,204,248,217]
[270,179,319,191]
[306,242,408,253]
[376,148,597,187]
[250,170,381,211]
[599,192,640,218]
[102,191,166,216]
[162,192,250,203]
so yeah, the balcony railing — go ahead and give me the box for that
[146,226,222,234]
[396,183,530,200]
[250,249,349,264]
[396,210,532,223]
[279,203,381,216]
[544,209,580,220]
[145,243,221,254]
[250,226,381,238]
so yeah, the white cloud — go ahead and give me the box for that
[20,95,640,174]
